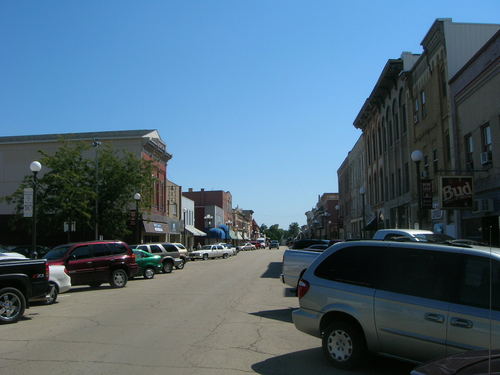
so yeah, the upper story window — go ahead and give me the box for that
[393,100,399,140]
[481,123,493,165]
[399,90,407,133]
[465,134,474,170]
[414,98,419,124]
[420,90,427,118]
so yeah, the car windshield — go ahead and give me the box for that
[201,245,212,250]
[44,245,71,260]
[415,233,455,243]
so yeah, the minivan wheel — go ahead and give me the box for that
[0,287,26,324]
[162,261,173,273]
[322,321,366,369]
[175,259,185,270]
[44,283,58,305]
[143,267,155,279]
[110,269,128,288]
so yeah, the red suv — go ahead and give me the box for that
[44,241,138,288]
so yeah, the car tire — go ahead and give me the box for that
[44,283,58,305]
[143,267,155,279]
[110,269,128,288]
[202,254,208,261]
[175,259,185,270]
[162,261,173,273]
[0,287,26,324]
[222,253,228,259]
[322,320,366,369]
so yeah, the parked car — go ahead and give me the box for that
[216,243,237,256]
[292,240,500,369]
[281,242,337,289]
[238,243,256,251]
[31,265,72,305]
[161,243,188,269]
[411,349,500,375]
[8,245,50,259]
[0,257,50,323]
[189,245,231,260]
[131,243,183,273]
[269,240,280,249]
[0,245,27,258]
[373,229,455,243]
[132,249,162,279]
[250,240,262,249]
[44,241,138,288]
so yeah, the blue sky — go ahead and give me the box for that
[1,1,499,228]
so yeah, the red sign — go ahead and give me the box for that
[440,176,473,209]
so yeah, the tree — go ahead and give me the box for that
[287,222,300,239]
[260,224,268,234]
[4,140,154,244]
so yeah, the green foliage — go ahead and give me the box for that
[4,139,154,242]
[259,221,302,242]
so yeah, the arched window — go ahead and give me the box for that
[379,168,384,202]
[378,125,382,156]
[386,107,392,145]
[399,89,407,133]
[393,99,399,140]
[382,120,387,152]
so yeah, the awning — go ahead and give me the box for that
[143,221,168,234]
[236,233,243,240]
[185,225,207,237]
[229,230,237,239]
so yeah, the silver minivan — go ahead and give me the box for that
[292,240,500,369]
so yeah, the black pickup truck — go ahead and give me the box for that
[0,257,49,323]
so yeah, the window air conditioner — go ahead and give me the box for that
[480,151,492,165]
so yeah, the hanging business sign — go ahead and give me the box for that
[439,176,473,209]
[23,188,33,217]
[420,179,433,209]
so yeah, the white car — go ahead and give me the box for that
[189,245,232,260]
[36,265,72,304]
[216,243,237,256]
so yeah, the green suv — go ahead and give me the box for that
[132,249,162,279]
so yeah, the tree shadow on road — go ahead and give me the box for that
[261,262,282,278]
[252,348,415,375]
[249,308,294,323]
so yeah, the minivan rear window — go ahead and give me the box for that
[315,246,376,287]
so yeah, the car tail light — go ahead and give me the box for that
[45,263,50,280]
[130,253,136,262]
[297,279,310,299]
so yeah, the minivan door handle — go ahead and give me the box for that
[424,313,445,324]
[450,317,473,329]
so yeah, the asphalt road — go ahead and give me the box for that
[0,248,415,375]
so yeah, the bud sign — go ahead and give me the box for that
[439,176,473,209]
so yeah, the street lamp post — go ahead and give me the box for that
[411,150,424,229]
[134,193,141,244]
[183,208,188,248]
[359,186,366,239]
[93,139,101,240]
[30,161,42,258]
